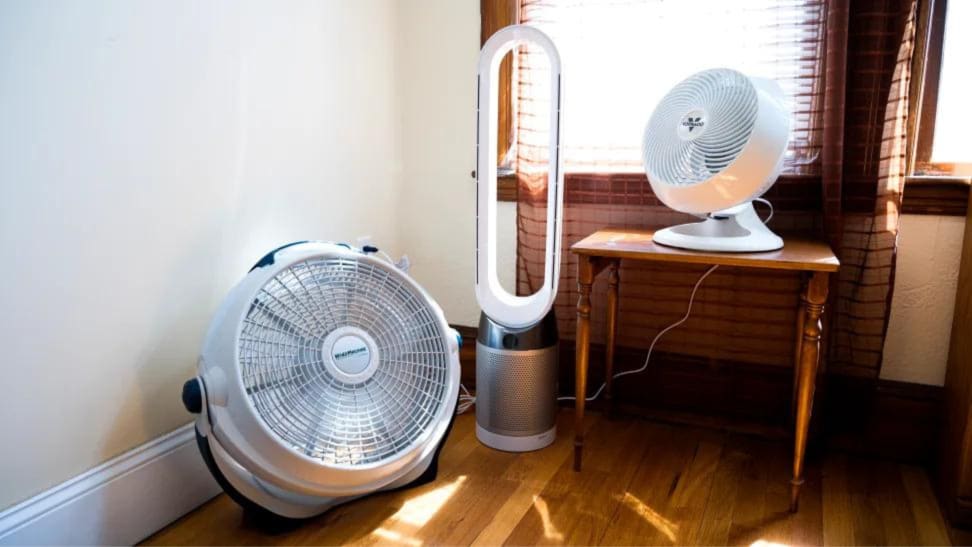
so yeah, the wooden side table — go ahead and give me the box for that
[570,228,840,511]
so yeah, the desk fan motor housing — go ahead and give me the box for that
[642,68,792,252]
[182,241,461,520]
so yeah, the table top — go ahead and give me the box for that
[570,228,840,272]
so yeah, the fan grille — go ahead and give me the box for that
[238,256,450,467]
[642,68,758,187]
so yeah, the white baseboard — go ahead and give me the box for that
[0,423,220,545]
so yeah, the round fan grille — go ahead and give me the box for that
[238,256,450,467]
[642,68,758,187]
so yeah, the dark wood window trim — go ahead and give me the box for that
[908,0,945,174]
[481,0,519,203]
[902,175,970,216]
[905,0,971,214]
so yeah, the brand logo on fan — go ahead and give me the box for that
[682,117,704,131]
[334,346,368,360]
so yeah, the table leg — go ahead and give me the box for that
[790,271,829,512]
[792,274,808,421]
[604,260,620,415]
[574,256,595,471]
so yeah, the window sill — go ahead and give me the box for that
[902,175,970,216]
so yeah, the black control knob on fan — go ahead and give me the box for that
[182,378,203,414]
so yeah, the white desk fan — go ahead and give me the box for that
[474,25,563,452]
[642,68,791,252]
[182,242,460,519]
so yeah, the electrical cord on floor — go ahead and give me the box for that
[558,263,720,402]
[457,383,476,414]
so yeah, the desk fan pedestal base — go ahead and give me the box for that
[653,202,783,253]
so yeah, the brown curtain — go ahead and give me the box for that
[514,0,917,377]
[828,0,917,376]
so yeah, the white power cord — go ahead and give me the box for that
[559,262,720,402]
[753,197,774,223]
[455,263,718,410]
[457,383,476,414]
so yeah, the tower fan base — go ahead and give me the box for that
[476,424,557,452]
[475,311,559,453]
[653,202,783,253]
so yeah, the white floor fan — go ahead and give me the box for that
[182,242,461,519]
[642,68,792,252]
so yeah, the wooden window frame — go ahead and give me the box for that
[905,0,970,215]
[481,0,519,202]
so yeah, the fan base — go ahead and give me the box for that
[653,202,783,253]
[476,423,557,452]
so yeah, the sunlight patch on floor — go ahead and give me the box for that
[751,540,791,547]
[392,475,467,527]
[532,495,564,541]
[372,527,422,546]
[367,475,468,546]
[618,492,679,543]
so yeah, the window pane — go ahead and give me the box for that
[518,0,825,174]
[931,0,972,164]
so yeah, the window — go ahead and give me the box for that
[513,0,826,176]
[482,0,828,201]
[911,0,972,177]
[904,0,970,215]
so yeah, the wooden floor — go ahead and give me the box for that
[144,411,954,546]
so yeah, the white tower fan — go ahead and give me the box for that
[182,241,461,519]
[642,68,792,252]
[475,25,563,452]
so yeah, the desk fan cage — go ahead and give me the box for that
[643,69,759,187]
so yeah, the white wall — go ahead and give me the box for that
[396,0,518,327]
[881,214,966,385]
[0,0,403,510]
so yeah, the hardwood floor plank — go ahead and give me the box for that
[823,453,857,546]
[847,456,890,546]
[899,465,951,546]
[600,424,724,546]
[142,411,952,547]
[872,462,922,545]
[469,413,584,546]
[754,438,823,547]
[352,434,521,546]
[696,435,750,546]
[503,416,653,546]
[726,436,773,546]
[669,437,725,545]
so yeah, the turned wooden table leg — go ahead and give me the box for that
[604,260,621,415]
[792,273,809,422]
[574,256,595,471]
[790,271,829,512]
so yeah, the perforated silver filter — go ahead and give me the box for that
[642,68,758,186]
[475,345,558,435]
[238,256,449,467]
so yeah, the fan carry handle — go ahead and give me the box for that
[476,25,563,329]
